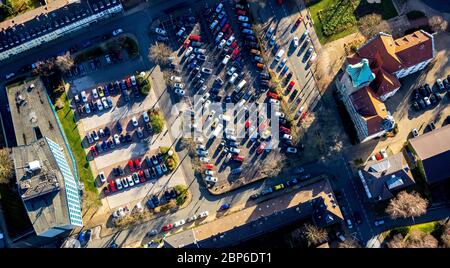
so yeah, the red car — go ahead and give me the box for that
[267,91,279,99]
[189,34,200,41]
[134,159,142,169]
[280,126,291,134]
[109,181,117,192]
[256,142,266,155]
[245,120,251,129]
[126,77,132,88]
[295,17,303,27]
[90,146,98,157]
[138,170,145,182]
[230,41,238,49]
[233,155,245,162]
[221,24,230,33]
[300,111,308,121]
[231,49,240,60]
[205,163,213,170]
[236,9,246,16]
[287,81,295,90]
[162,223,174,232]
[128,160,135,172]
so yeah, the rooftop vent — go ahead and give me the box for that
[27,160,41,172]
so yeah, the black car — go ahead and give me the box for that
[286,72,293,81]
[412,101,420,111]
[150,167,157,178]
[260,72,270,80]
[113,167,120,177]
[151,195,160,206]
[104,127,111,137]
[424,83,432,94]
[119,134,126,143]
[116,122,123,132]
[419,86,428,97]
[353,212,362,225]
[125,133,132,142]
[428,121,436,130]
[249,193,260,200]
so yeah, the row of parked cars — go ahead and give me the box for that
[160,211,210,233]
[102,153,169,195]
[250,171,311,200]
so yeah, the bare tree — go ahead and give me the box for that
[387,234,407,248]
[179,137,196,156]
[429,16,448,33]
[385,191,428,221]
[54,52,74,73]
[148,43,173,66]
[358,14,392,39]
[0,149,13,184]
[302,223,328,246]
[34,59,56,77]
[337,238,361,248]
[407,229,438,248]
[441,225,450,248]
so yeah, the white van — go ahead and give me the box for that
[212,123,223,138]
[275,49,285,61]
[236,79,246,91]
[222,55,231,65]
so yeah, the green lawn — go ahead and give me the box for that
[307,0,398,44]
[55,92,97,194]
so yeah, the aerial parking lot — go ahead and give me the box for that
[68,68,187,210]
[149,0,315,193]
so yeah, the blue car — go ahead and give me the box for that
[77,232,85,243]
[280,65,289,75]
[219,17,228,28]
[101,141,108,151]
[116,122,122,132]
[273,43,280,53]
[219,203,231,211]
[104,85,109,96]
[147,199,155,209]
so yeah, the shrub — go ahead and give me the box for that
[148,109,164,134]
[393,123,399,135]
[406,11,426,20]
[160,146,179,171]
[174,185,189,206]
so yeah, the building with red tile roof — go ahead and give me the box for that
[336,30,435,142]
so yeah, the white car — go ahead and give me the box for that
[238,16,249,22]
[201,93,210,103]
[113,134,120,145]
[187,215,198,222]
[229,147,240,154]
[96,99,103,111]
[84,103,91,114]
[293,36,299,47]
[81,90,88,102]
[198,211,209,218]
[127,176,134,187]
[283,134,292,140]
[227,67,237,77]
[101,97,109,109]
[174,219,186,227]
[112,28,123,36]
[411,128,419,137]
[380,149,388,159]
[205,170,214,176]
[203,100,211,109]
[200,157,210,163]
[115,179,123,190]
[142,111,150,123]
[92,88,99,99]
[208,110,216,119]
[98,171,106,183]
[130,75,137,86]
[215,3,223,13]
[286,147,297,154]
[194,48,206,54]
[269,98,280,105]
[155,28,167,35]
[185,46,193,57]
[226,35,235,46]
[174,83,184,89]
[170,76,182,82]
[218,39,226,49]
[131,116,138,127]
[197,149,209,156]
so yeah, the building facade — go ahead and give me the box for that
[336,30,435,142]
[0,0,123,61]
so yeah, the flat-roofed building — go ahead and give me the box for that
[0,0,123,62]
[12,137,83,237]
[408,124,450,185]
[7,77,82,237]
[164,178,342,248]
